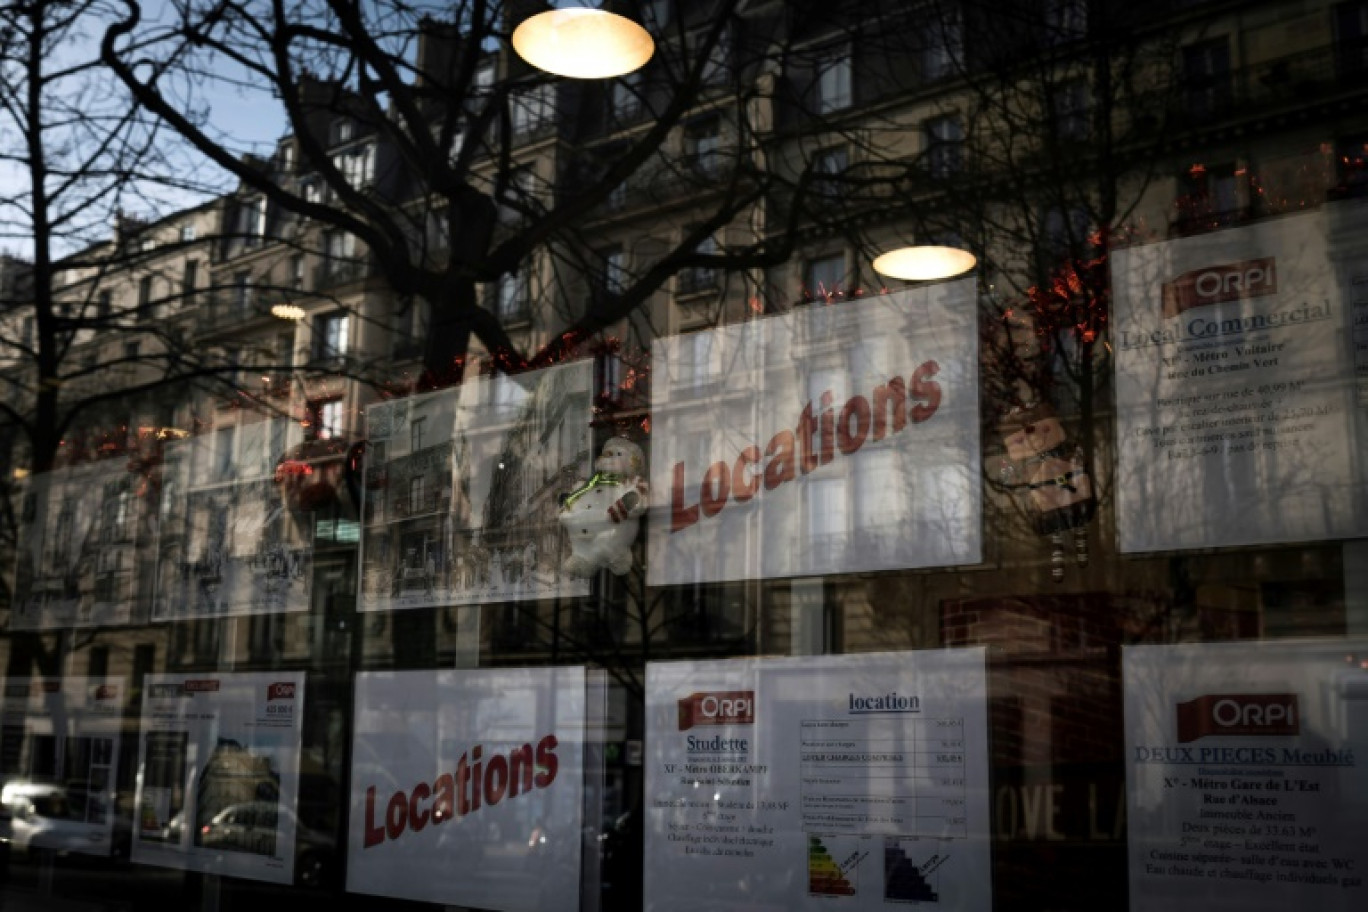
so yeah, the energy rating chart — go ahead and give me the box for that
[800,717,968,838]
[884,837,946,903]
[646,650,991,912]
[808,834,861,896]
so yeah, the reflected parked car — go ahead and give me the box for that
[0,782,108,856]
[197,801,335,887]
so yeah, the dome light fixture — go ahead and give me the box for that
[271,303,306,321]
[872,246,977,282]
[512,8,654,80]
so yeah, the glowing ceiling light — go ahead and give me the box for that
[512,9,654,80]
[872,246,977,282]
[271,303,306,321]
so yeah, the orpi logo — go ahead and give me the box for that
[267,682,297,701]
[1176,693,1299,743]
[677,690,755,731]
[1161,257,1277,319]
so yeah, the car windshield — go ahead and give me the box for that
[29,794,71,819]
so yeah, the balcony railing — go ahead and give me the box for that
[677,268,719,296]
[1174,43,1368,127]
[203,294,260,330]
[313,257,371,291]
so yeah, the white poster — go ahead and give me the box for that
[0,677,125,856]
[359,361,592,611]
[131,671,306,885]
[154,416,313,620]
[645,650,992,912]
[648,283,981,586]
[11,462,145,629]
[1123,641,1368,912]
[347,667,586,911]
[1111,205,1368,552]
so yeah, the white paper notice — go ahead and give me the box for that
[648,283,981,586]
[11,462,144,630]
[154,416,313,620]
[645,650,991,912]
[131,671,306,885]
[1123,641,1368,912]
[0,677,125,857]
[359,361,592,611]
[346,667,586,912]
[1111,206,1368,552]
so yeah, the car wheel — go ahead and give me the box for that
[296,851,327,888]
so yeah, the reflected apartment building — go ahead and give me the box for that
[0,2,1365,911]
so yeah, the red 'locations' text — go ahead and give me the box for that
[363,734,559,848]
[671,361,942,532]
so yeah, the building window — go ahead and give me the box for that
[815,47,853,113]
[497,168,536,225]
[925,116,965,178]
[701,27,731,86]
[1042,205,1092,265]
[179,223,196,243]
[611,71,644,121]
[512,83,555,135]
[96,290,112,320]
[138,276,154,319]
[496,270,531,321]
[182,260,199,305]
[1174,162,1245,235]
[331,118,354,145]
[324,230,355,262]
[309,398,344,441]
[680,234,718,294]
[1336,1,1368,76]
[315,311,350,359]
[240,196,267,245]
[425,208,450,249]
[1053,79,1089,141]
[808,476,849,545]
[803,253,846,302]
[334,143,376,187]
[409,475,426,513]
[304,398,342,441]
[922,9,962,81]
[685,118,721,176]
[392,300,430,360]
[1333,133,1368,199]
[1182,37,1232,120]
[410,416,427,452]
[234,271,253,313]
[645,0,670,29]
[1044,0,1088,44]
[812,146,848,200]
[600,248,626,297]
[676,331,714,390]
[87,646,109,679]
[321,231,359,285]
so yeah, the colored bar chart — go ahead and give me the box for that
[809,835,858,896]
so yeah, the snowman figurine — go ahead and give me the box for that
[559,437,648,577]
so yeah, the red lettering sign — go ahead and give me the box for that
[267,682,297,701]
[670,362,941,534]
[1175,693,1299,743]
[362,734,559,850]
[1161,257,1277,319]
[677,691,756,731]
